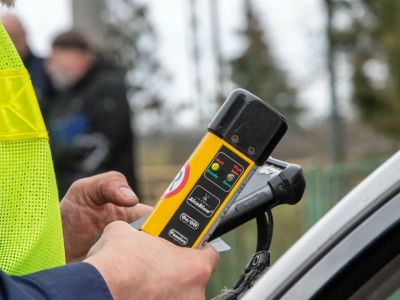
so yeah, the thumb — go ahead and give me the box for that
[94,172,139,207]
[66,172,139,207]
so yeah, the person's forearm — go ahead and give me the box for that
[0,263,112,300]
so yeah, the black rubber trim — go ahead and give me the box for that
[270,180,400,299]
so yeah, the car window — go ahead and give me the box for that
[350,254,400,300]
[388,290,400,300]
[312,221,400,300]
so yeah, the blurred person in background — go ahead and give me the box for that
[1,13,55,119]
[46,30,139,197]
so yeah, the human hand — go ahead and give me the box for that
[60,172,152,263]
[85,221,220,300]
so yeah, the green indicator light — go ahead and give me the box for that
[211,163,220,171]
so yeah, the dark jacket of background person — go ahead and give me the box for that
[48,53,138,197]
[24,49,55,119]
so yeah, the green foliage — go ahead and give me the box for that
[101,0,169,110]
[332,0,400,139]
[229,0,302,126]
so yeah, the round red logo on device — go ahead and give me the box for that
[162,163,190,199]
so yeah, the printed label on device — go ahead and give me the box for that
[159,146,250,247]
[187,186,220,217]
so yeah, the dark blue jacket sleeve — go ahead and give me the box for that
[0,262,113,300]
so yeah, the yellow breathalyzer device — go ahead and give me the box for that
[141,89,288,248]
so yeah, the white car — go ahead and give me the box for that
[243,151,400,300]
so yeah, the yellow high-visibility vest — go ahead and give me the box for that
[0,22,65,275]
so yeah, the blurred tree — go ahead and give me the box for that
[331,0,400,140]
[324,0,345,163]
[229,0,302,127]
[101,0,170,116]
[352,0,400,140]
[72,0,106,47]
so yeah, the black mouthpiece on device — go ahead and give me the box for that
[208,89,288,166]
